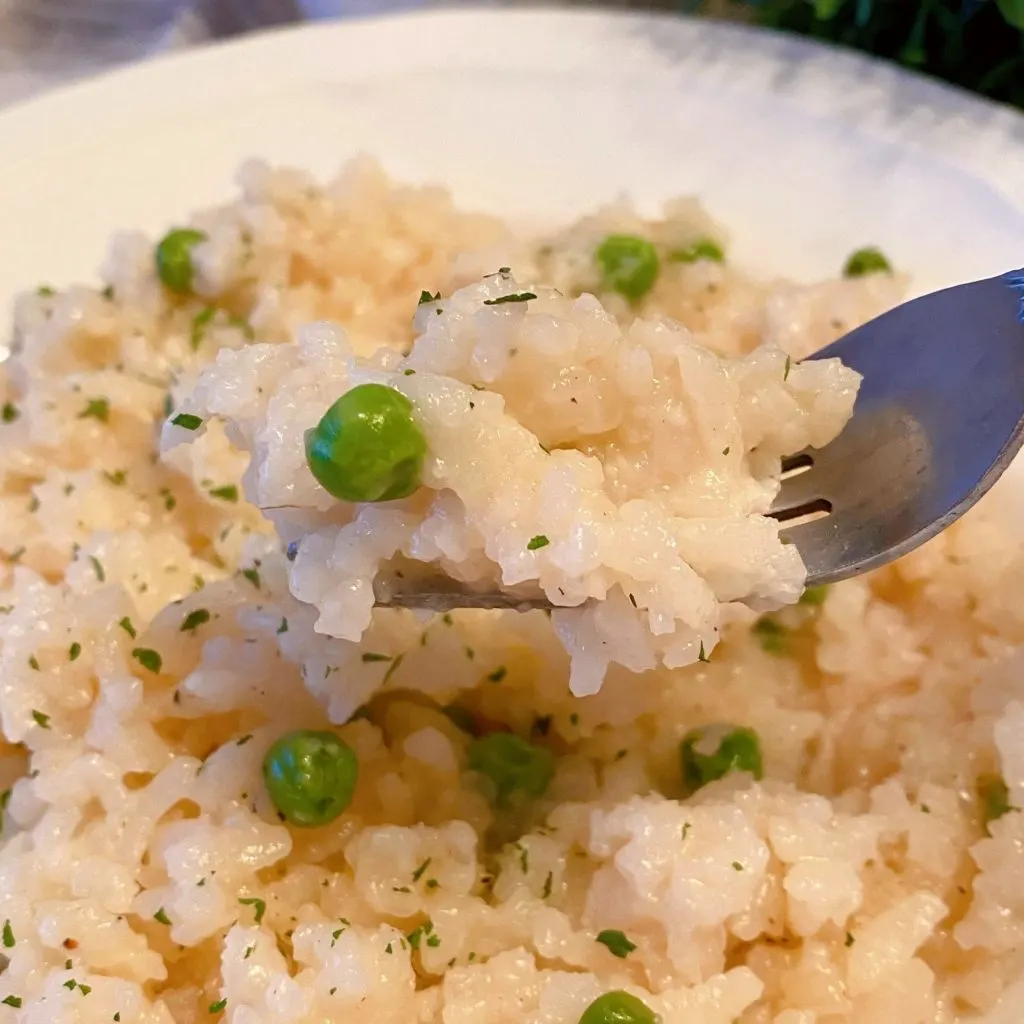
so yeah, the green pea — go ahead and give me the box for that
[305,383,427,503]
[595,235,659,302]
[668,238,725,264]
[262,730,359,827]
[155,228,208,294]
[466,732,554,807]
[843,246,892,278]
[753,615,788,655]
[579,991,657,1024]
[680,724,763,793]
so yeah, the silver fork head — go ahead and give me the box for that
[771,270,1024,586]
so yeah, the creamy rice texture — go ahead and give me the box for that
[162,270,858,695]
[0,158,1022,1024]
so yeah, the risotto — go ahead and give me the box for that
[0,157,1021,1024]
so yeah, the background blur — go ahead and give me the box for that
[1,0,1022,109]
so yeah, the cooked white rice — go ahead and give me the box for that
[0,156,1021,1024]
[163,269,858,696]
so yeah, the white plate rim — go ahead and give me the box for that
[1,6,1023,210]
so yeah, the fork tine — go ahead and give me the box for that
[770,451,830,519]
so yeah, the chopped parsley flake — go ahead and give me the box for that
[31,710,50,729]
[209,998,227,1014]
[412,858,432,882]
[1,402,18,424]
[542,872,553,899]
[569,713,579,726]
[236,734,253,747]
[118,617,136,639]
[845,931,855,947]
[104,469,127,486]
[208,484,238,503]
[88,556,106,583]
[2,996,22,1008]
[732,861,744,871]
[426,934,441,948]
[2,921,13,947]
[238,897,266,924]
[79,984,92,996]
[407,921,434,949]
[241,567,261,589]
[980,776,1018,829]
[385,942,393,954]
[361,652,392,663]
[132,648,163,674]
[595,929,636,958]
[153,907,171,925]
[487,665,507,683]
[190,307,217,350]
[784,355,792,381]
[79,398,110,423]
[243,945,254,960]
[418,290,441,304]
[383,653,405,684]
[799,584,830,606]
[698,641,710,663]
[171,412,203,430]
[483,292,537,305]
[180,608,211,634]
[28,656,39,671]
[526,535,550,551]
[68,642,81,661]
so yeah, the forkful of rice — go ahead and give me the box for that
[272,270,1024,614]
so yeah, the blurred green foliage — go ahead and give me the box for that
[701,1,1024,109]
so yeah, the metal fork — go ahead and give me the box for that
[367,270,1024,612]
